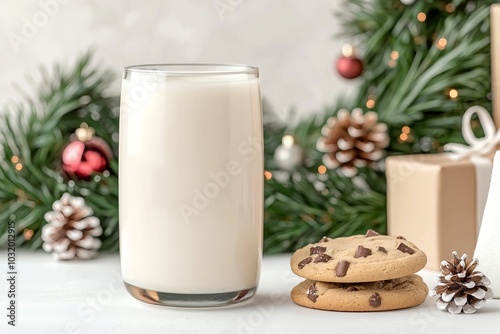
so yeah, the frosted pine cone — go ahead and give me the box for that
[316,108,389,177]
[42,193,102,260]
[429,251,493,314]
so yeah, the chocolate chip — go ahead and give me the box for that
[397,236,406,240]
[354,245,372,258]
[307,283,318,303]
[369,292,381,308]
[365,229,379,237]
[397,242,415,255]
[377,246,387,254]
[319,236,330,242]
[336,260,350,277]
[314,253,332,263]
[298,257,312,269]
[310,246,327,255]
[346,286,359,292]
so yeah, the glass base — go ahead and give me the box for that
[124,281,257,308]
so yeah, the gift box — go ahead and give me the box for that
[386,107,497,270]
[386,154,489,270]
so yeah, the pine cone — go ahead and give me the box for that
[42,193,102,260]
[316,108,389,177]
[430,251,493,314]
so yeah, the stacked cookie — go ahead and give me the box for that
[290,230,428,311]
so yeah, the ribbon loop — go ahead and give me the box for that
[444,106,500,160]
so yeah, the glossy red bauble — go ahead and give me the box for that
[61,136,112,181]
[336,55,364,79]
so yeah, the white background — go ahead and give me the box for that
[0,0,358,121]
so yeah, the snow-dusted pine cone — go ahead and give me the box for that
[42,193,102,260]
[429,251,493,314]
[316,108,389,177]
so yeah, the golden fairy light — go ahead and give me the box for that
[366,99,376,109]
[448,88,459,100]
[417,12,427,22]
[399,126,412,143]
[11,156,19,163]
[15,163,23,171]
[399,125,414,143]
[24,229,34,240]
[318,165,327,174]
[388,51,399,67]
[264,170,273,180]
[437,38,447,50]
[445,3,456,13]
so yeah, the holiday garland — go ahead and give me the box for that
[0,0,496,253]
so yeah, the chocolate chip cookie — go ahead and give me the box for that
[291,274,428,312]
[290,231,427,283]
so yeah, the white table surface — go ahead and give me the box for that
[1,251,498,334]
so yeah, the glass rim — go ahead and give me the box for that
[124,63,259,77]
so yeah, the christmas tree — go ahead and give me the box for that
[0,0,495,254]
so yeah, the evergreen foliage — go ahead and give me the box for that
[0,1,496,252]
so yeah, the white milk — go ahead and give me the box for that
[119,68,263,294]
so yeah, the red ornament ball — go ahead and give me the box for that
[61,124,112,181]
[336,55,363,79]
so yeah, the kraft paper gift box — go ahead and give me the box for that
[389,4,500,270]
[386,105,500,270]
[386,154,491,270]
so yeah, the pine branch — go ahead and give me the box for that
[0,52,118,250]
[264,167,386,253]
[339,0,493,154]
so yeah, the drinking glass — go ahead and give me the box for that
[119,64,263,307]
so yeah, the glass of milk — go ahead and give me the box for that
[119,64,263,307]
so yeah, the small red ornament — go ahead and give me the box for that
[61,123,113,181]
[336,44,363,79]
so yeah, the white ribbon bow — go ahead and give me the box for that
[444,106,500,160]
